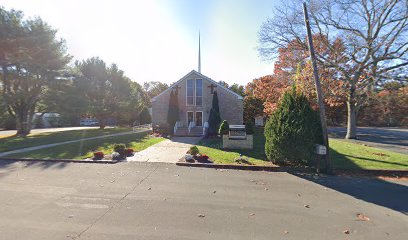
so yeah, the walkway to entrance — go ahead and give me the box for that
[126,137,202,163]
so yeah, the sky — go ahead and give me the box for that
[2,0,278,86]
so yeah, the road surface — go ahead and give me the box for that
[329,127,408,154]
[0,161,406,240]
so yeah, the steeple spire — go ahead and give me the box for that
[198,31,201,73]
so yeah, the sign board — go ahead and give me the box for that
[254,116,264,127]
[229,125,246,140]
[315,144,327,155]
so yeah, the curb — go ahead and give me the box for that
[176,162,281,172]
[0,157,119,164]
[176,161,408,177]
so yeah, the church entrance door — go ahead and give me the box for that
[195,112,203,127]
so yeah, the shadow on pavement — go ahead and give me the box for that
[0,159,69,179]
[169,136,203,145]
[291,144,408,215]
[289,171,408,215]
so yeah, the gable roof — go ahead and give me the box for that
[151,70,243,102]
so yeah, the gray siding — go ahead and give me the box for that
[151,71,243,127]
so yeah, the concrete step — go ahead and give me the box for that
[174,134,203,137]
[176,130,203,134]
[176,128,203,131]
[174,127,204,136]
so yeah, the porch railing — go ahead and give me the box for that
[203,121,209,136]
[188,121,196,134]
[174,121,182,134]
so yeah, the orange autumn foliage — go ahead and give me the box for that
[359,85,408,126]
[250,35,347,117]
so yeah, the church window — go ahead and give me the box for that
[196,79,203,106]
[187,79,194,105]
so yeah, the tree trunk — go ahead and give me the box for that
[346,101,357,139]
[99,118,106,129]
[15,111,31,137]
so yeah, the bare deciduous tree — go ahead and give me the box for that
[259,0,408,139]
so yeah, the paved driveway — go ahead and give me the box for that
[329,127,408,154]
[127,137,202,163]
[0,161,406,240]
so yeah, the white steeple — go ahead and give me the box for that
[198,31,201,73]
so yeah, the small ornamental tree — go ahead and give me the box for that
[265,87,322,165]
[167,90,179,132]
[139,107,151,124]
[208,91,221,136]
[219,120,229,135]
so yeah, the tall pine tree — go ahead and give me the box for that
[208,91,221,136]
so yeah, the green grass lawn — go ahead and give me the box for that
[0,127,134,153]
[7,132,165,159]
[196,128,408,170]
[197,128,275,166]
[329,139,408,170]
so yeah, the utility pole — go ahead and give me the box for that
[302,2,331,173]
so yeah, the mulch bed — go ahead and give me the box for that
[177,158,408,179]
[177,158,280,171]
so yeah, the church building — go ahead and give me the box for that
[151,35,244,136]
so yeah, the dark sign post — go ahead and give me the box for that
[303,2,331,173]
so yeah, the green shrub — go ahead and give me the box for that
[218,120,229,135]
[188,146,199,155]
[245,121,254,134]
[208,91,221,136]
[264,87,322,165]
[139,107,152,124]
[113,143,126,155]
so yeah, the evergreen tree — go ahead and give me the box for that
[139,107,151,124]
[265,87,322,164]
[0,7,71,135]
[208,91,221,136]
[212,91,220,114]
